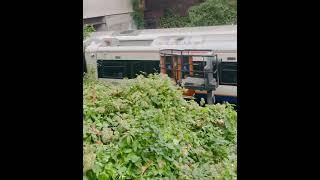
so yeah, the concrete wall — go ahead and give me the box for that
[84,14,136,31]
[83,0,136,31]
[105,13,136,31]
[83,0,133,19]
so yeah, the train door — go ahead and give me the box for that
[160,50,213,82]
[160,49,221,100]
[160,51,192,83]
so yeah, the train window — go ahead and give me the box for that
[227,57,236,61]
[193,61,206,78]
[144,61,159,74]
[165,56,173,78]
[131,61,144,76]
[97,60,159,79]
[97,60,126,79]
[219,62,237,85]
[181,56,190,78]
[182,56,188,64]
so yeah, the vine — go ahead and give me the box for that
[131,0,144,29]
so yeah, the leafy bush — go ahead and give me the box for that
[83,74,237,179]
[84,25,95,40]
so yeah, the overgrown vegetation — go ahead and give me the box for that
[83,73,237,179]
[159,9,191,28]
[131,0,144,29]
[160,0,237,28]
[84,24,95,40]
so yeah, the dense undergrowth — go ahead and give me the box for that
[83,73,237,179]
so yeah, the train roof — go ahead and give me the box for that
[88,25,236,41]
[85,25,237,52]
[151,34,236,49]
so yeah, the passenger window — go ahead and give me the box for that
[164,56,173,78]
[219,62,237,85]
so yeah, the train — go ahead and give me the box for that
[83,25,237,104]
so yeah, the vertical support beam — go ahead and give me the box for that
[160,56,166,74]
[177,55,182,81]
[189,56,193,76]
[172,56,175,79]
[207,90,213,104]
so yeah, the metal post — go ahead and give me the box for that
[207,90,213,104]
[212,92,215,104]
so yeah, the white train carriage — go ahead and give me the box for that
[84,25,237,104]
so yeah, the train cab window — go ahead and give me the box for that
[219,62,237,85]
[193,60,206,78]
[164,56,173,78]
[181,56,190,78]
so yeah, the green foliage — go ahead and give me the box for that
[84,25,95,40]
[160,0,237,28]
[188,0,237,26]
[83,74,237,179]
[160,9,191,28]
[131,0,144,29]
[132,11,144,29]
